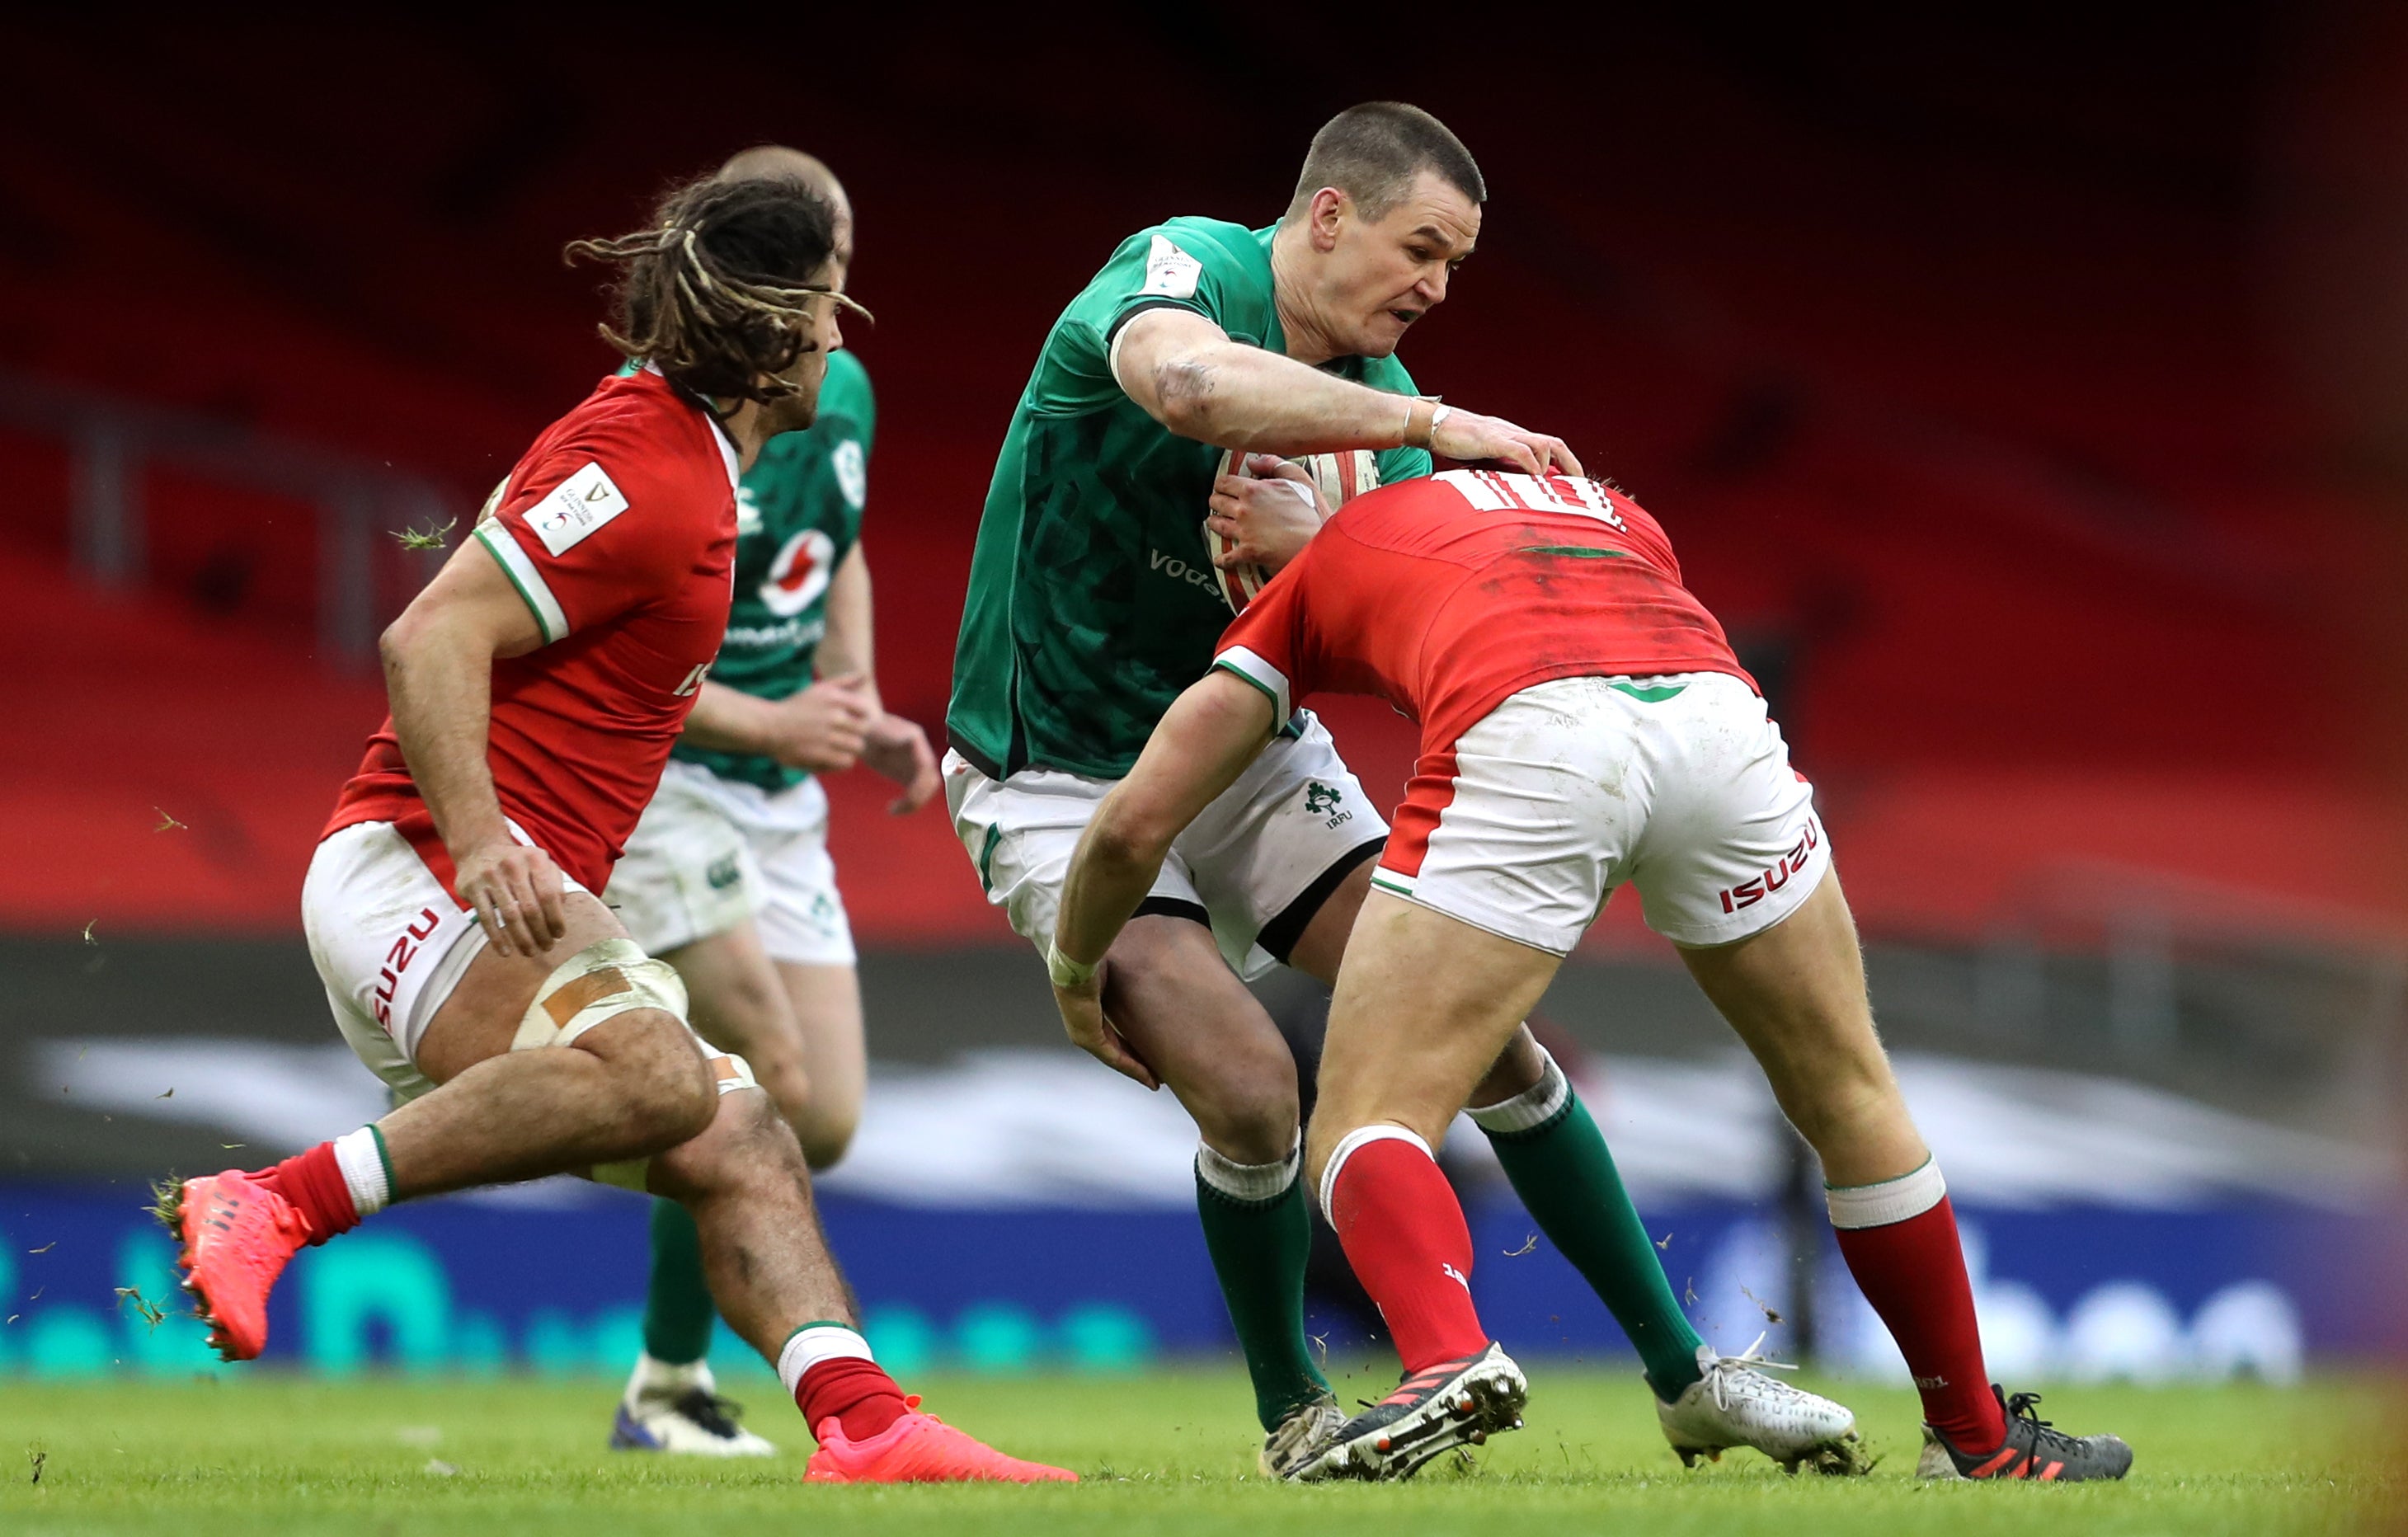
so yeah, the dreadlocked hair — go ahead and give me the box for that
[564,175,844,405]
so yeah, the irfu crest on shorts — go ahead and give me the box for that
[1304,782,1343,817]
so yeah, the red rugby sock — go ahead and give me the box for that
[797,1356,910,1441]
[1832,1194,2006,1451]
[260,1143,360,1246]
[1326,1132,1489,1375]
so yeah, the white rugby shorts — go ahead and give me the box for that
[943,710,1387,980]
[605,760,856,966]
[1373,673,1829,955]
[303,819,596,1102]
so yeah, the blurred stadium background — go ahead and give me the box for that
[0,9,2403,1396]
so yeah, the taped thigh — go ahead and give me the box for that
[510,938,690,1051]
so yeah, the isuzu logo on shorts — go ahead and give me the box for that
[374,906,444,1032]
[1716,816,1821,914]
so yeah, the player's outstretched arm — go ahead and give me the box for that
[1050,672,1278,1088]
[1114,308,1581,475]
[1116,308,1427,457]
[380,542,565,958]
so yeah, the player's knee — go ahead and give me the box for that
[751,1051,815,1133]
[651,1085,804,1200]
[706,964,787,1041]
[588,1012,717,1151]
[718,1093,814,1199]
[1192,1060,1300,1167]
[1776,1060,1904,1154]
[795,1102,858,1173]
[1177,1022,1299,1163]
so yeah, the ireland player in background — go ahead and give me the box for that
[946,102,1855,1475]
[605,147,939,1456]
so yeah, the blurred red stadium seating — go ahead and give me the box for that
[2,18,2400,945]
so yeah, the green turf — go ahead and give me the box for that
[0,1365,2391,1536]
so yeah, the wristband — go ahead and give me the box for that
[1426,403,1452,446]
[1047,941,1099,989]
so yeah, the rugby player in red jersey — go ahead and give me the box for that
[1050,468,2132,1483]
[158,173,1068,1485]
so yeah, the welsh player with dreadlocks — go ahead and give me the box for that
[601,145,941,1458]
[159,172,1069,1484]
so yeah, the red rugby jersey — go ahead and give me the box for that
[326,367,739,893]
[1213,469,1753,756]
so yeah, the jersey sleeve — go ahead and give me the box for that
[1032,224,1259,415]
[473,445,697,646]
[1211,552,1323,723]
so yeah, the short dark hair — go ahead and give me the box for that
[1286,102,1484,222]
[563,173,842,404]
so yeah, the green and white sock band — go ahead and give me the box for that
[332,1126,392,1218]
[1825,1157,1947,1229]
[1195,1137,1301,1206]
[1465,1045,1571,1136]
[1316,1124,1433,1224]
[777,1323,874,1398]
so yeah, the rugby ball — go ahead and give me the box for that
[1204,449,1381,613]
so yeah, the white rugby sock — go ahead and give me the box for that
[1195,1137,1301,1205]
[1825,1158,1949,1229]
[1465,1044,1571,1135]
[777,1323,875,1400]
[331,1126,392,1219]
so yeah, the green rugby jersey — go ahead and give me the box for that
[671,347,876,792]
[947,218,1432,780]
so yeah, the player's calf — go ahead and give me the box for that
[647,1095,1073,1482]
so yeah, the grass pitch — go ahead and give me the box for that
[0,1365,2391,1536]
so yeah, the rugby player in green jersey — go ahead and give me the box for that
[946,103,1857,1475]
[604,147,940,1457]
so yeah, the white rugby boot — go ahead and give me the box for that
[1259,1393,1347,1480]
[1655,1334,1870,1475]
[609,1356,778,1457]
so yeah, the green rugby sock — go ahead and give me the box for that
[1194,1147,1329,1431]
[1475,1058,1705,1402]
[641,1197,717,1367]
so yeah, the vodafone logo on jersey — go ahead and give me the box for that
[761,529,836,617]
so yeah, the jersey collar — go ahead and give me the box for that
[642,361,742,492]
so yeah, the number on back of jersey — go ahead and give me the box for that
[1436,468,1628,529]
